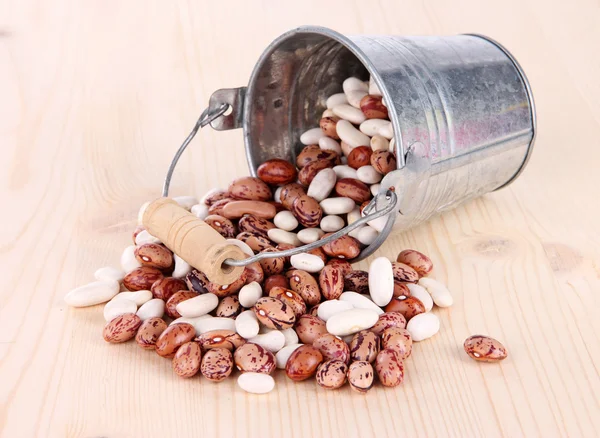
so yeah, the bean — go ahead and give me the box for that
[316,360,348,389]
[406,283,433,311]
[375,349,404,387]
[104,297,137,322]
[319,116,341,139]
[406,313,440,342]
[370,312,407,336]
[381,327,412,359]
[253,297,296,330]
[418,277,453,307]
[176,293,219,318]
[94,266,125,283]
[463,335,508,362]
[235,310,260,339]
[201,348,233,382]
[326,309,379,336]
[307,168,337,202]
[313,333,350,364]
[234,343,276,374]
[215,295,241,318]
[257,158,298,185]
[150,276,187,301]
[247,330,286,353]
[268,287,307,319]
[396,249,433,276]
[339,292,384,315]
[320,197,355,215]
[326,93,348,108]
[228,176,272,202]
[297,228,325,244]
[317,300,354,321]
[195,330,245,351]
[295,314,328,344]
[267,228,301,246]
[134,243,173,269]
[350,330,380,363]
[300,128,325,145]
[344,270,369,294]
[172,341,202,378]
[336,119,369,146]
[347,361,374,394]
[238,214,276,239]
[290,253,324,273]
[222,200,276,220]
[135,317,168,350]
[172,255,192,279]
[368,256,394,306]
[318,265,345,300]
[103,313,142,343]
[64,280,120,307]
[155,323,196,357]
[165,291,198,319]
[136,298,165,321]
[237,372,276,394]
[285,345,323,381]
[124,267,164,292]
[384,296,426,321]
[121,245,143,273]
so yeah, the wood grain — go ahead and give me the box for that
[1,0,599,437]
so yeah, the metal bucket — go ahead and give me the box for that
[164,25,536,266]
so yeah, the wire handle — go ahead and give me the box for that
[162,101,398,268]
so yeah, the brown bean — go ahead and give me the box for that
[203,190,229,206]
[392,262,419,283]
[316,360,348,389]
[298,159,335,186]
[264,274,289,293]
[371,150,396,175]
[308,303,321,317]
[258,248,285,276]
[132,225,145,244]
[463,335,508,362]
[393,281,411,298]
[200,348,233,382]
[370,312,407,336]
[165,291,198,319]
[347,361,374,394]
[381,327,412,359]
[350,330,380,363]
[151,277,188,301]
[155,323,196,358]
[320,116,341,139]
[344,270,369,294]
[195,330,245,351]
[326,259,353,276]
[335,178,371,203]
[253,297,296,329]
[291,194,323,228]
[360,95,389,119]
[103,313,142,343]
[215,295,241,318]
[206,270,247,298]
[135,317,168,350]
[318,265,344,300]
[275,243,295,265]
[321,234,361,259]
[385,296,425,321]
[347,146,373,169]
[228,176,272,202]
[221,200,276,220]
[244,262,264,284]
[268,287,306,318]
[238,214,275,239]
[134,243,173,270]
[296,145,339,168]
[313,333,351,364]
[123,267,164,292]
[208,197,235,216]
[257,158,298,185]
[375,349,404,387]
[236,231,273,253]
[286,270,321,306]
[309,247,329,264]
[396,249,433,277]
[285,345,323,381]
[185,269,209,294]
[295,314,327,344]
[279,183,306,209]
[172,341,202,378]
[233,343,276,374]
[204,215,236,238]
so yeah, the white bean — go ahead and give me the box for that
[346,90,367,108]
[136,298,165,321]
[235,310,260,339]
[339,292,384,315]
[104,297,137,321]
[237,373,275,394]
[176,293,219,317]
[370,135,389,151]
[135,230,161,246]
[320,197,355,215]
[333,105,366,125]
[322,108,335,118]
[170,315,212,326]
[290,253,324,273]
[357,226,378,245]
[320,215,345,232]
[173,196,198,211]
[247,331,286,353]
[273,211,298,231]
[370,184,381,197]
[238,282,263,308]
[367,215,388,233]
[369,257,394,306]
[114,290,152,306]
[300,127,325,145]
[275,344,303,369]
[326,308,379,336]
[343,77,368,94]
[267,228,301,246]
[172,255,192,279]
[418,277,454,307]
[195,317,236,334]
[356,165,383,184]
[120,245,142,273]
[191,203,209,220]
[274,186,283,202]
[341,156,348,164]
[281,328,299,346]
[359,119,391,137]
[297,228,325,244]
[406,313,440,341]
[318,137,342,155]
[226,238,254,256]
[317,300,354,321]
[389,137,396,153]
[336,120,370,147]
[94,266,125,283]
[406,283,434,312]
[369,76,382,96]
[347,207,362,225]
[332,165,358,180]
[348,226,364,239]
[379,122,394,139]
[326,93,348,109]
[64,280,120,308]
[307,168,336,202]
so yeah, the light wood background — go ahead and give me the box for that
[1,1,599,437]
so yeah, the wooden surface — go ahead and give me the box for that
[1,1,599,437]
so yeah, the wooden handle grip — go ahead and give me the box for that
[142,198,245,285]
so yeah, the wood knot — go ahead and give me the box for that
[542,243,582,274]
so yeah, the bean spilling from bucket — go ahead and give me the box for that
[65,75,506,394]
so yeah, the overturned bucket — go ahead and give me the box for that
[147,26,536,283]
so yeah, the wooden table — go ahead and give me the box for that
[2,1,599,437]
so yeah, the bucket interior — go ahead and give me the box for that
[244,32,370,175]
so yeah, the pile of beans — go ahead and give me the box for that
[65,75,506,395]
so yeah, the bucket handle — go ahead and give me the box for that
[161,97,398,268]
